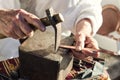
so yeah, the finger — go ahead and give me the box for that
[85,36,99,49]
[85,36,95,44]
[71,50,86,60]
[82,48,100,57]
[75,33,86,51]
[13,22,27,38]
[4,28,19,39]
[14,15,34,37]
[19,9,45,31]
[9,31,19,39]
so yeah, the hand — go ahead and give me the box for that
[0,9,45,39]
[72,19,99,60]
[75,18,92,51]
[72,36,99,60]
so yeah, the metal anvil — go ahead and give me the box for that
[19,8,73,80]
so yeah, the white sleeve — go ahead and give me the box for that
[72,0,103,36]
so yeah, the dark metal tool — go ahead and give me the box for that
[41,8,64,51]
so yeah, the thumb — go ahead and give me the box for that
[75,33,86,51]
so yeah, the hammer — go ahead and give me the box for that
[40,8,64,51]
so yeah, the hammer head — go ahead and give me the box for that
[40,8,64,52]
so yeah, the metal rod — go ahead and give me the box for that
[59,44,118,55]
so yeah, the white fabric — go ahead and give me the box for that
[0,0,20,61]
[0,38,20,61]
[34,0,103,36]
[102,0,120,10]
[0,0,20,9]
[0,0,102,60]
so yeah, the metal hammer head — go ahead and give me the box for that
[40,8,64,52]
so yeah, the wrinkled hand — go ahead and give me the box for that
[72,19,99,60]
[0,9,45,39]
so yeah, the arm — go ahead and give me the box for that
[0,9,45,39]
[75,18,92,50]
[73,0,103,51]
[72,0,102,59]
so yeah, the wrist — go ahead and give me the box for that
[76,18,92,36]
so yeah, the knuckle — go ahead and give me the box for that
[23,29,33,36]
[26,28,32,34]
[18,9,25,13]
[97,52,100,57]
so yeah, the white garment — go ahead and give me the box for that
[21,0,102,36]
[0,0,102,60]
[0,0,20,61]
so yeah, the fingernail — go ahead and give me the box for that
[76,46,82,51]
[40,23,46,31]
[79,46,82,50]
